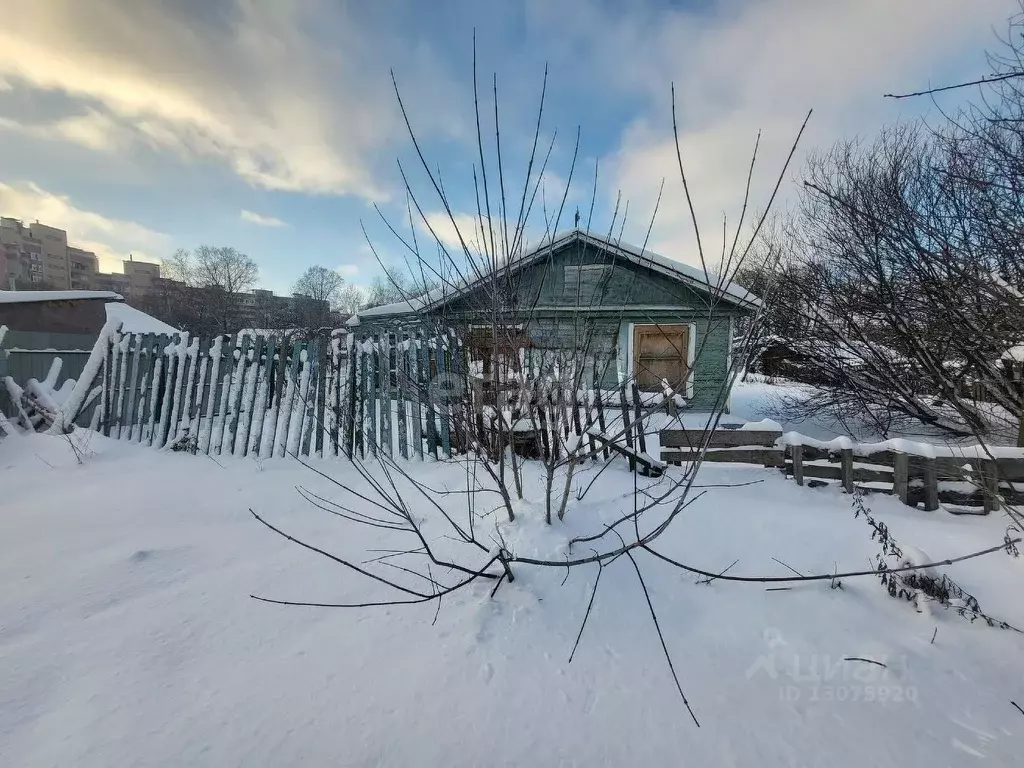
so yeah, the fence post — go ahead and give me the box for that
[356,344,366,459]
[981,459,1000,513]
[310,336,327,457]
[165,334,191,448]
[536,389,551,461]
[409,338,423,459]
[791,444,804,486]
[435,336,452,458]
[212,335,237,455]
[893,453,909,504]
[249,335,275,457]
[239,335,264,457]
[132,333,155,442]
[146,334,168,446]
[344,336,357,458]
[370,337,382,456]
[156,335,179,448]
[337,335,350,456]
[267,336,289,457]
[593,363,608,460]
[113,333,132,439]
[101,331,114,436]
[200,335,223,454]
[396,336,409,459]
[421,337,437,458]
[380,334,393,458]
[618,382,635,472]
[840,448,854,493]
[225,336,251,454]
[922,458,939,511]
[631,383,647,456]
[188,337,210,446]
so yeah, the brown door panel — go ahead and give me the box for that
[633,324,689,392]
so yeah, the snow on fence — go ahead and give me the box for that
[781,436,1024,514]
[71,327,343,458]
[662,426,1024,514]
[69,326,679,467]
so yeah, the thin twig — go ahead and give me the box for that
[641,537,1021,585]
[696,558,739,585]
[884,71,1024,100]
[843,656,887,669]
[627,550,699,727]
[771,557,806,578]
[568,559,603,664]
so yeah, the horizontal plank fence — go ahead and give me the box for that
[661,427,1024,514]
[784,444,1024,513]
[660,427,785,468]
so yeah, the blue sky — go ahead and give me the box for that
[0,0,1015,295]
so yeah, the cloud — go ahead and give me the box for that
[336,264,360,278]
[0,0,458,200]
[539,0,1013,267]
[240,209,287,227]
[0,110,126,152]
[0,180,169,271]
[420,211,485,252]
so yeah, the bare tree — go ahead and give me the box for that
[363,267,430,308]
[754,30,1024,442]
[337,284,365,315]
[294,265,346,308]
[191,245,259,296]
[163,245,260,334]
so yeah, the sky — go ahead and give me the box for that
[0,0,1016,296]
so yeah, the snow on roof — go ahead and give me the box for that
[238,328,302,338]
[347,229,760,326]
[104,302,178,335]
[1002,344,1024,362]
[0,290,124,304]
[349,294,433,324]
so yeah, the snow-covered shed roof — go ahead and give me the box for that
[347,229,760,326]
[105,302,178,335]
[0,290,124,304]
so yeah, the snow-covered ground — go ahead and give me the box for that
[1,430,1022,766]
[731,376,1021,447]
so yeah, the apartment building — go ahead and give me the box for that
[68,246,99,291]
[0,216,167,303]
[2,217,46,288]
[92,270,130,295]
[123,258,160,295]
[0,217,100,290]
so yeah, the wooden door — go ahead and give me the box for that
[633,324,689,392]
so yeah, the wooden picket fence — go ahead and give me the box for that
[95,330,339,458]
[92,328,680,466]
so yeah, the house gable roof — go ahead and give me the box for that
[349,229,760,325]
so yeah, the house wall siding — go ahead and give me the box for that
[351,240,744,410]
[0,299,108,335]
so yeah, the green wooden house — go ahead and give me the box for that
[348,229,759,411]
